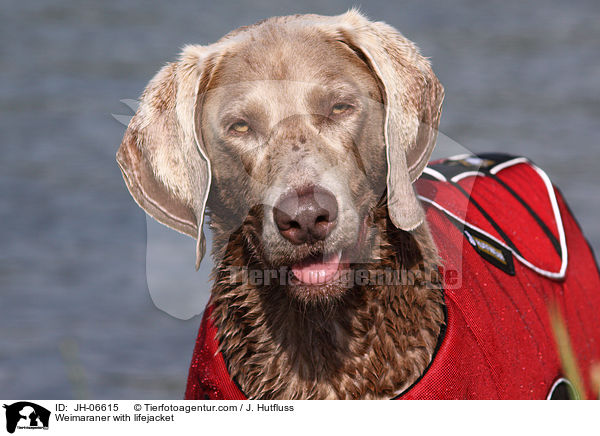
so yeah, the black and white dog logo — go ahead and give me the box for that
[3,402,50,434]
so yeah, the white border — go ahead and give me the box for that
[450,171,483,183]
[422,166,447,182]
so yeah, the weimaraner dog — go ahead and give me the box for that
[117,10,600,399]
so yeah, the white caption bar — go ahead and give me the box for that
[0,400,595,436]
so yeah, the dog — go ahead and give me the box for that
[117,10,600,399]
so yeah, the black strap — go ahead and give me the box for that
[451,181,523,258]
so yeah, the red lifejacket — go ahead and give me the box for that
[185,155,600,400]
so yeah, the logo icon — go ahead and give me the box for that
[3,402,50,434]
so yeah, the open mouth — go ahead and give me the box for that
[289,215,369,286]
[291,250,347,285]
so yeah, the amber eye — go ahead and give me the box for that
[229,121,249,134]
[331,103,352,115]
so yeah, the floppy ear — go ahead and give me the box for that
[116,45,214,269]
[334,11,444,231]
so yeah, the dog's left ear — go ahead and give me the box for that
[331,10,445,231]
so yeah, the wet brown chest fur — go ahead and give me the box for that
[208,206,445,400]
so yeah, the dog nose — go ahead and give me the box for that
[273,185,338,245]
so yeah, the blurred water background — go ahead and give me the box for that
[1,0,598,399]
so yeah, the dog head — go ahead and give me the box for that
[117,10,444,300]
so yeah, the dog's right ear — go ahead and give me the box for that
[325,10,444,232]
[116,46,215,269]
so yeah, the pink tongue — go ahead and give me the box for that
[292,251,341,285]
